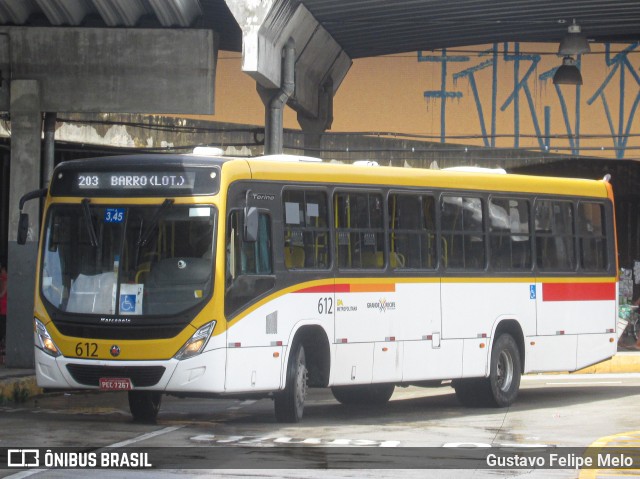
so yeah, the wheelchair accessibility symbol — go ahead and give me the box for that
[120,294,136,312]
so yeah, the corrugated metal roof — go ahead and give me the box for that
[0,0,638,58]
[299,0,640,58]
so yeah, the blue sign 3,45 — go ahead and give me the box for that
[105,208,125,223]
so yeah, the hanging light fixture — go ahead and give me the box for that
[558,19,590,55]
[553,56,583,85]
[553,19,588,85]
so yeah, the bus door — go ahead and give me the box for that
[332,191,387,385]
[387,193,444,382]
[223,191,280,392]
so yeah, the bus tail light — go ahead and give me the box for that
[174,321,216,361]
[34,318,61,357]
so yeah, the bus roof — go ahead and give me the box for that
[53,153,610,200]
[242,157,610,199]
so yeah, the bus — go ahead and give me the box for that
[18,151,618,423]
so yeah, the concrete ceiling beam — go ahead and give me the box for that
[225,0,351,119]
[0,27,217,114]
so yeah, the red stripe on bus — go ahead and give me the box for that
[295,284,351,293]
[294,283,396,293]
[542,282,616,301]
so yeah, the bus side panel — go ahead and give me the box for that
[462,338,490,377]
[332,343,374,385]
[166,348,227,392]
[576,333,617,371]
[527,335,578,372]
[536,280,617,336]
[224,289,333,392]
[372,341,402,382]
[441,281,536,339]
[224,346,284,392]
[402,339,463,381]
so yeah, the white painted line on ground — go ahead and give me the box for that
[106,425,184,447]
[545,381,622,386]
[523,373,640,381]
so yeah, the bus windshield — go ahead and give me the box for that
[41,203,216,317]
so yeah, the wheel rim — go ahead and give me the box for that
[294,353,308,413]
[496,350,514,392]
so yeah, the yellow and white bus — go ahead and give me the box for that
[19,152,618,422]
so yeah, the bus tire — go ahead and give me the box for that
[487,333,521,407]
[128,391,162,423]
[453,333,521,408]
[274,342,307,423]
[331,383,395,405]
[452,378,486,407]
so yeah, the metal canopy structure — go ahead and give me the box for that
[1,0,639,57]
[298,0,640,58]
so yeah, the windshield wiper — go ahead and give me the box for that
[81,198,99,247]
[137,199,174,247]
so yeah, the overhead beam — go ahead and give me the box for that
[0,27,217,114]
[225,0,351,120]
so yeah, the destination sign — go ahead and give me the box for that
[76,172,196,190]
[50,161,221,198]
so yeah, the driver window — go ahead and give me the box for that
[225,209,274,316]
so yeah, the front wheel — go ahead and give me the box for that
[128,391,162,423]
[274,343,307,423]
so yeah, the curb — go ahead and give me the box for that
[0,374,42,403]
[576,352,640,374]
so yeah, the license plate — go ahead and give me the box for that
[99,377,132,390]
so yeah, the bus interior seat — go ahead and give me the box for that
[144,257,211,315]
[359,251,406,268]
[284,245,305,269]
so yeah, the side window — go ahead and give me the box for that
[282,190,330,269]
[225,209,274,316]
[489,198,532,271]
[388,194,437,270]
[535,200,575,271]
[578,202,608,272]
[334,191,384,269]
[227,210,272,279]
[441,195,485,270]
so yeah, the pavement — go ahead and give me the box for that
[1,351,640,404]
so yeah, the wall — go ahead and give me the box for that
[204,42,640,161]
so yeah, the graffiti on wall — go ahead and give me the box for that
[419,42,640,159]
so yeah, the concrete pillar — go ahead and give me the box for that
[257,38,295,155]
[6,80,41,368]
[297,79,334,157]
[42,112,56,189]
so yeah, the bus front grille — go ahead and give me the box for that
[66,364,166,387]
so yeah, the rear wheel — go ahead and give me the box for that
[274,342,307,423]
[453,333,521,408]
[331,383,395,405]
[128,391,162,423]
[488,333,521,407]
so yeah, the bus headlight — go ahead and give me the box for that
[174,321,216,360]
[34,318,61,357]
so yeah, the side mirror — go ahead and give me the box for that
[17,188,48,245]
[244,207,258,242]
[17,213,29,245]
